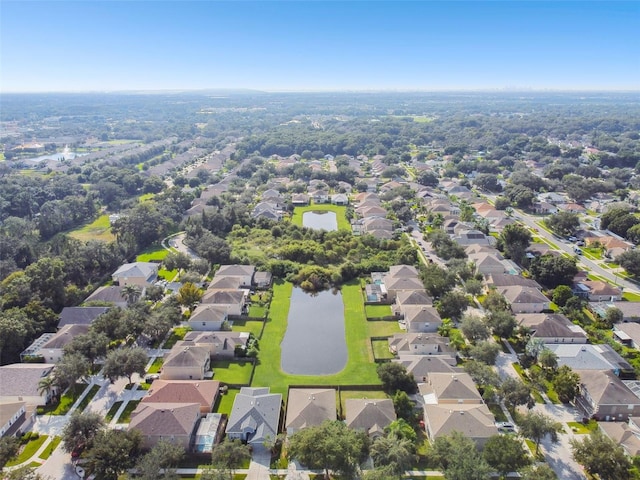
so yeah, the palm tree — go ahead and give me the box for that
[38,374,56,403]
[121,284,142,306]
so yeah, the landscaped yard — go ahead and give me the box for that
[67,214,115,242]
[624,292,640,302]
[371,339,394,360]
[248,304,266,318]
[367,320,402,337]
[163,326,191,349]
[231,318,265,338]
[6,435,49,467]
[211,360,254,385]
[118,400,141,423]
[38,436,61,460]
[76,384,101,412]
[364,304,393,318]
[105,401,123,422]
[291,204,350,231]
[38,383,89,415]
[214,388,241,416]
[147,357,163,374]
[251,280,380,397]
[567,420,598,434]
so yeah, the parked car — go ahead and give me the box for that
[496,422,515,432]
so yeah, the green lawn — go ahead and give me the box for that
[214,388,240,416]
[136,244,169,262]
[248,305,266,318]
[251,281,380,397]
[159,267,178,281]
[76,384,101,412]
[291,204,350,231]
[105,401,123,422]
[6,435,49,467]
[371,339,394,360]
[568,420,598,434]
[624,292,640,302]
[231,319,265,338]
[38,383,88,415]
[119,400,141,423]
[163,326,191,349]
[147,357,163,374]
[367,320,402,337]
[364,304,393,318]
[67,214,115,242]
[487,403,508,422]
[38,436,61,460]
[211,360,254,385]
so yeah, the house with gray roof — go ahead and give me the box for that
[161,346,210,381]
[83,285,128,308]
[57,306,110,328]
[547,344,632,375]
[423,404,498,447]
[402,306,442,333]
[599,419,640,456]
[499,286,550,313]
[485,274,541,290]
[225,387,282,446]
[112,262,158,287]
[201,289,248,316]
[215,265,256,288]
[388,333,455,358]
[516,313,588,344]
[419,372,483,405]
[0,401,35,438]
[0,364,56,406]
[613,322,640,349]
[384,277,425,303]
[178,331,250,359]
[345,399,396,439]
[187,304,229,331]
[285,388,336,434]
[129,402,201,450]
[394,356,459,382]
[394,290,433,315]
[575,369,640,421]
[21,324,89,363]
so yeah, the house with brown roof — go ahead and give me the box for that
[388,333,455,358]
[516,313,588,344]
[599,420,640,456]
[285,388,337,434]
[573,280,622,302]
[161,346,210,380]
[499,286,550,313]
[394,356,459,382]
[345,399,396,439]
[575,369,640,421]
[423,404,498,447]
[215,265,256,288]
[187,304,229,331]
[402,306,443,333]
[129,402,201,450]
[143,380,219,416]
[585,236,634,256]
[420,372,483,404]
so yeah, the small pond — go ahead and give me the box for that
[281,287,347,375]
[302,211,338,231]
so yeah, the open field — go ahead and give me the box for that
[68,214,115,242]
[291,204,350,231]
[136,244,169,262]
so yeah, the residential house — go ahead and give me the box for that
[331,194,349,206]
[423,404,498,447]
[575,370,640,421]
[485,274,541,290]
[613,322,640,349]
[599,420,640,456]
[453,230,493,246]
[533,201,558,215]
[515,313,588,344]
[57,306,109,328]
[345,399,396,439]
[83,285,128,308]
[420,372,483,405]
[225,387,282,445]
[402,306,443,333]
[112,262,158,287]
[291,194,310,206]
[21,324,89,363]
[253,271,273,289]
[309,189,330,204]
[207,276,244,291]
[142,380,220,416]
[358,205,388,219]
[558,203,586,214]
[573,280,622,302]
[0,364,56,406]
[394,356,459,382]
[0,401,35,437]
[394,290,433,315]
[285,388,337,434]
[601,302,640,323]
[161,346,210,381]
[499,286,551,313]
[547,344,632,376]
[200,289,248,316]
[585,236,634,257]
[215,265,256,288]
[179,331,250,359]
[384,277,424,302]
[388,265,420,278]
[388,333,456,358]
[187,304,229,331]
[129,402,201,450]
[468,252,507,277]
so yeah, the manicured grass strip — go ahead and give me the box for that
[291,204,350,231]
[38,436,61,460]
[6,435,48,466]
[251,281,380,397]
[214,388,240,416]
[136,244,169,262]
[163,326,191,349]
[76,384,101,412]
[38,383,88,415]
[147,357,163,374]
[67,214,115,242]
[119,400,141,423]
[487,403,508,423]
[371,339,394,360]
[365,304,393,318]
[624,292,640,302]
[105,401,123,422]
[567,420,598,434]
[211,360,254,385]
[367,320,402,337]
[231,319,265,338]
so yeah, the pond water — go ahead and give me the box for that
[281,287,347,375]
[302,211,338,231]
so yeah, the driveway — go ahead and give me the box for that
[166,232,202,261]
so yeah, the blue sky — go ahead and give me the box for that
[1,1,638,92]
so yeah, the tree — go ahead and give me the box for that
[617,249,640,277]
[0,436,19,469]
[55,352,91,391]
[86,429,143,480]
[604,306,624,328]
[525,337,546,361]
[370,434,416,478]
[463,359,502,389]
[176,282,203,308]
[61,411,105,453]
[499,377,533,409]
[463,278,483,296]
[500,224,531,265]
[538,348,558,371]
[460,314,490,344]
[485,310,517,339]
[134,440,185,480]
[519,464,557,480]
[483,434,530,478]
[392,390,415,422]
[376,362,418,394]
[163,251,192,271]
[384,418,417,443]
[518,410,562,455]
[529,254,578,288]
[545,212,580,236]
[551,285,574,307]
[494,197,512,210]
[429,431,491,480]
[552,365,580,403]
[571,429,633,480]
[469,341,501,365]
[474,173,501,192]
[421,263,457,298]
[210,439,251,477]
[37,374,56,402]
[482,290,509,313]
[63,331,110,371]
[417,171,439,187]
[287,420,369,479]
[0,308,29,365]
[102,347,148,385]
[121,284,142,306]
[436,290,469,320]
